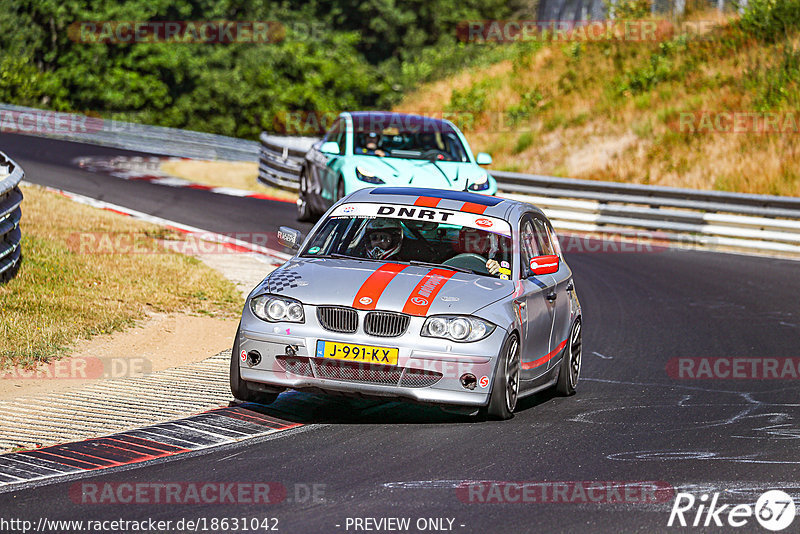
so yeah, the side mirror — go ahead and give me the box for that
[476,152,492,165]
[320,141,340,155]
[528,255,559,276]
[277,226,303,250]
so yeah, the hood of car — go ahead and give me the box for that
[256,258,512,316]
[351,156,489,191]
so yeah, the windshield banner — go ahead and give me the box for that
[331,203,512,237]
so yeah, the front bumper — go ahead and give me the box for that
[238,307,507,407]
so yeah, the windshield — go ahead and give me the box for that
[301,206,513,279]
[353,127,469,162]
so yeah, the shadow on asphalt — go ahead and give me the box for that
[228,387,561,425]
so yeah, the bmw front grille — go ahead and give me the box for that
[364,311,410,337]
[317,306,358,334]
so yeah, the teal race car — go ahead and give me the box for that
[296,111,497,221]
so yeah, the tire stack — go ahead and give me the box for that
[0,152,23,284]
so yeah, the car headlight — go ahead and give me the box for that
[421,315,495,342]
[250,295,305,323]
[356,166,385,184]
[467,174,490,191]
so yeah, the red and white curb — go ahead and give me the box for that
[0,404,301,490]
[23,181,291,265]
[74,155,293,203]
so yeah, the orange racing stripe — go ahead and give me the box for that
[460,202,487,214]
[414,196,441,207]
[402,268,457,316]
[352,263,408,310]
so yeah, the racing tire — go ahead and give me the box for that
[483,334,520,420]
[556,319,582,396]
[230,326,280,405]
[296,170,313,222]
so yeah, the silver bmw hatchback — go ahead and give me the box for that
[231,187,582,419]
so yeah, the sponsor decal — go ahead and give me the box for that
[277,230,296,244]
[240,350,247,362]
[308,246,320,254]
[475,218,493,228]
[402,268,457,316]
[342,206,356,213]
[500,260,510,268]
[352,263,408,310]
[377,205,454,222]
[479,376,489,388]
[500,274,509,280]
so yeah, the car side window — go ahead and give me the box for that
[533,218,555,256]
[324,119,347,155]
[334,124,347,155]
[324,120,340,142]
[519,217,540,276]
[543,219,562,257]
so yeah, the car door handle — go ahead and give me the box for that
[566,281,574,291]
[546,291,557,302]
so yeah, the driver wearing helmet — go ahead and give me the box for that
[363,219,403,260]
[356,131,386,157]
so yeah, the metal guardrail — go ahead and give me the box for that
[0,152,23,282]
[0,103,259,161]
[257,134,800,256]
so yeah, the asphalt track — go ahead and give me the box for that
[2,131,800,533]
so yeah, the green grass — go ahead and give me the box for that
[0,186,240,368]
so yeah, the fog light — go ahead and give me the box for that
[285,345,297,357]
[246,350,262,367]
[460,373,477,390]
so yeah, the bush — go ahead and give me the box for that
[446,79,497,116]
[739,0,800,42]
[748,42,800,110]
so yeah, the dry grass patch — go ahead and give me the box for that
[160,159,297,201]
[0,185,241,368]
[394,10,800,195]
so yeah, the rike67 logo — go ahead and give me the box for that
[668,490,796,531]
